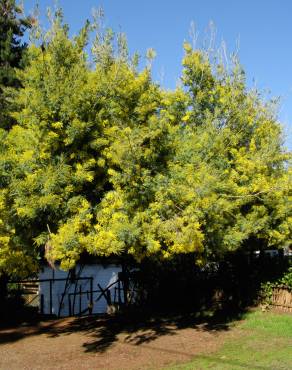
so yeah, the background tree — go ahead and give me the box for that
[0,0,31,129]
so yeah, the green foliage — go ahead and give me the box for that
[0,0,31,129]
[278,267,292,288]
[261,266,292,305]
[0,9,291,276]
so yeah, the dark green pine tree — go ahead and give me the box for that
[0,0,31,129]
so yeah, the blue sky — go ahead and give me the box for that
[24,0,292,149]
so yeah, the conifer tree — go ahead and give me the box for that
[0,0,31,129]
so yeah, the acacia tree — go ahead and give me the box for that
[0,12,291,277]
[89,45,291,264]
[0,12,162,275]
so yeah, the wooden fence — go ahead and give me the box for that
[271,287,292,312]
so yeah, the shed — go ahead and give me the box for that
[39,262,125,317]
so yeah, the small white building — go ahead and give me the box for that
[39,262,125,317]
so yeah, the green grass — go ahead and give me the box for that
[166,310,292,370]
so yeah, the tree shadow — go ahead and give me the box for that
[0,305,247,353]
[78,307,248,353]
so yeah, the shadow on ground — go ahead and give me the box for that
[0,307,247,353]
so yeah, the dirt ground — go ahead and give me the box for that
[0,312,241,370]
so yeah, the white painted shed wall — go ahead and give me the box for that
[39,264,123,316]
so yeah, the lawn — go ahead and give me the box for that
[166,310,292,370]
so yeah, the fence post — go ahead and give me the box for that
[49,280,53,315]
[79,285,82,315]
[40,294,44,314]
[68,294,72,316]
[90,277,93,314]
[118,280,122,305]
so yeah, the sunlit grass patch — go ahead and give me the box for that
[166,310,292,370]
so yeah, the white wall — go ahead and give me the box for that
[39,264,123,316]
